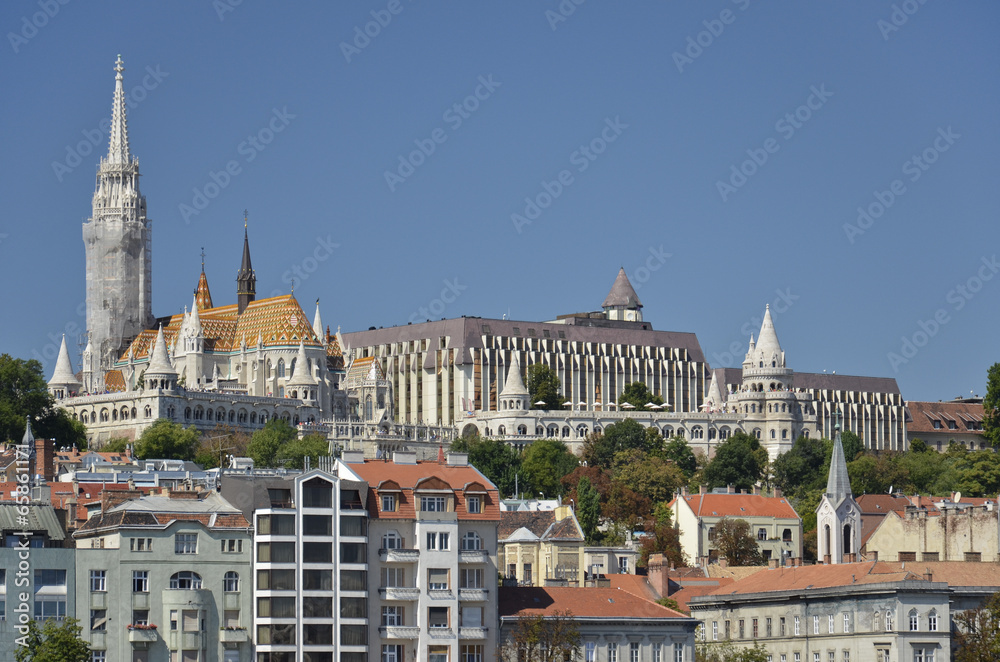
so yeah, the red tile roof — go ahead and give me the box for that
[906,401,985,435]
[499,586,688,619]
[674,493,799,519]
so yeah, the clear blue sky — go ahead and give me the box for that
[1,1,997,403]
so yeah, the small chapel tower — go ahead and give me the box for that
[816,413,861,564]
[499,356,530,412]
[602,268,643,322]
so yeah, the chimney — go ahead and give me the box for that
[718,558,728,568]
[681,486,689,497]
[794,557,802,567]
[34,436,55,483]
[699,485,707,496]
[753,485,760,495]
[909,494,920,507]
[773,487,782,499]
[727,484,735,494]
[768,558,779,569]
[924,569,933,582]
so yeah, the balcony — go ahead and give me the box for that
[379,626,421,639]
[458,550,489,564]
[458,626,488,640]
[379,587,421,601]
[128,627,158,646]
[379,548,420,563]
[458,588,489,602]
[220,628,249,644]
[428,627,455,639]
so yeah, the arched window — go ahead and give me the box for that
[517,425,527,435]
[928,610,938,631]
[782,529,792,542]
[536,426,544,435]
[577,425,588,438]
[382,531,402,550]
[250,412,257,424]
[365,395,373,421]
[112,409,118,421]
[547,425,558,438]
[909,609,919,631]
[885,611,893,631]
[461,531,482,551]
[770,429,776,439]
[692,426,704,439]
[753,429,762,439]
[663,427,673,438]
[277,359,285,378]
[562,426,570,438]
[873,611,880,632]
[224,571,239,592]
[497,425,506,436]
[100,408,109,422]
[206,409,214,421]
[169,571,202,590]
[81,411,89,424]
[782,429,788,440]
[184,407,192,421]
[708,428,717,440]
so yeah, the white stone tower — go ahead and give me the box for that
[816,415,861,563]
[82,56,153,393]
[499,355,530,412]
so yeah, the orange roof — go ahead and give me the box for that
[668,578,735,613]
[605,574,661,602]
[345,459,500,521]
[500,586,689,619]
[907,400,985,435]
[675,493,799,519]
[700,561,924,597]
[195,271,213,310]
[119,294,322,362]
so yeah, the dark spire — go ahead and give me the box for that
[236,210,256,314]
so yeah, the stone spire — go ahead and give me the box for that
[147,325,177,376]
[236,211,256,314]
[288,340,315,385]
[826,421,853,503]
[602,268,643,322]
[313,299,324,340]
[108,55,130,165]
[195,250,213,310]
[704,370,724,411]
[49,334,82,396]
[501,356,528,397]
[754,305,784,367]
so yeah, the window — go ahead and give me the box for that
[914,649,935,662]
[885,611,892,631]
[928,611,938,631]
[340,542,366,563]
[460,568,484,589]
[779,618,786,636]
[221,539,243,553]
[257,597,296,618]
[427,532,450,550]
[257,513,295,535]
[758,528,767,541]
[257,541,295,563]
[421,496,447,512]
[910,610,919,631]
[794,616,800,635]
[381,494,397,512]
[675,643,684,662]
[752,618,759,638]
[169,571,202,590]
[130,537,152,551]
[382,645,405,662]
[132,609,149,626]
[381,567,405,588]
[304,542,332,563]
[382,606,404,626]
[712,621,718,641]
[34,569,67,621]
[182,609,199,631]
[609,642,618,662]
[224,572,240,592]
[794,654,801,662]
[175,533,197,554]
[92,653,106,662]
[429,569,449,591]
[428,607,449,629]
[462,606,484,628]
[766,617,772,637]
[90,609,107,631]
[654,643,662,662]
[586,642,597,662]
[829,654,835,662]
[303,597,333,618]
[630,643,640,662]
[813,615,819,634]
[302,478,332,508]
[829,614,835,633]
[132,571,148,593]
[739,619,745,639]
[843,652,849,662]
[461,532,482,550]
[467,496,482,514]
[383,531,403,550]
[429,647,449,662]
[170,610,177,630]
[90,570,106,592]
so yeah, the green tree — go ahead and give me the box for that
[582,418,652,468]
[500,610,581,662]
[576,477,600,543]
[612,449,685,505]
[0,354,87,447]
[15,617,91,662]
[247,418,298,468]
[984,363,1000,449]
[134,419,200,461]
[618,381,665,411]
[848,453,910,495]
[277,433,329,469]
[840,430,864,462]
[526,364,563,410]
[521,439,578,498]
[696,642,770,662]
[702,432,765,491]
[639,502,685,568]
[772,435,828,499]
[102,437,131,453]
[194,424,252,469]
[954,590,1000,662]
[663,434,698,477]
[451,433,521,498]
[713,517,764,566]
[954,451,1000,497]
[602,481,651,535]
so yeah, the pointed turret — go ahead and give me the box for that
[754,305,784,367]
[195,263,213,311]
[816,412,861,564]
[107,55,130,165]
[187,294,203,336]
[313,299,324,340]
[147,325,177,377]
[704,370,725,412]
[236,212,256,315]
[49,335,82,399]
[22,415,35,447]
[287,340,316,402]
[602,268,643,322]
[826,424,853,502]
[499,356,530,412]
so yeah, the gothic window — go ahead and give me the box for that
[365,396,373,421]
[536,426,544,435]
[782,429,788,439]
[562,427,570,438]
[547,425,558,438]
[82,411,89,424]
[184,407,191,421]
[692,427,704,439]
[518,425,527,435]
[577,425,588,438]
[497,425,506,436]
[770,430,776,439]
[753,429,761,439]
[751,404,756,413]
[289,359,296,377]
[112,409,118,421]
[663,427,673,437]
[277,359,285,378]
[759,361,763,368]
[250,412,257,424]
[131,407,137,418]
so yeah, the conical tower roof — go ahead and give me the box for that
[602,268,642,309]
[288,340,316,386]
[755,305,783,361]
[826,424,853,502]
[704,370,725,410]
[107,55,130,165]
[187,294,203,335]
[147,325,177,376]
[196,269,213,310]
[500,356,528,397]
[22,416,34,446]
[49,335,82,390]
[313,299,324,340]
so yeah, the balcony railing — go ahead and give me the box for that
[219,628,249,644]
[379,587,420,601]
[458,626,488,640]
[458,550,489,564]
[379,548,420,563]
[379,626,421,639]
[127,626,158,644]
[458,588,489,602]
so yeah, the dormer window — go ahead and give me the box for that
[421,496,446,512]
[381,494,397,512]
[933,420,941,429]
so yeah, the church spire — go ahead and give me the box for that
[826,414,853,502]
[195,248,213,310]
[313,299,324,340]
[236,210,256,315]
[108,55,130,165]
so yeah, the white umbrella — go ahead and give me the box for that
[535,401,548,406]
[563,401,573,407]
[644,402,658,408]
[622,402,635,409]
[577,401,587,407]
[593,400,602,406]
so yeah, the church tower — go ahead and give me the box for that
[236,213,256,314]
[82,56,153,393]
[816,415,861,563]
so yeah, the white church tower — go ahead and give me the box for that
[82,56,153,393]
[816,414,861,564]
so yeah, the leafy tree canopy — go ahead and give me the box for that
[500,610,581,662]
[521,438,578,498]
[194,424,252,469]
[0,354,87,448]
[576,476,601,543]
[618,381,665,411]
[247,418,298,468]
[526,364,563,410]
[277,433,329,470]
[954,590,1000,662]
[639,501,686,568]
[772,435,829,499]
[451,432,521,498]
[702,432,766,491]
[984,362,1000,448]
[663,434,698,477]
[612,449,684,504]
[696,642,770,662]
[582,418,657,468]
[713,517,764,566]
[134,419,200,461]
[15,617,91,662]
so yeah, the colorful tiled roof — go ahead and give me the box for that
[118,294,322,362]
[105,370,126,392]
[499,586,688,619]
[195,270,213,310]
